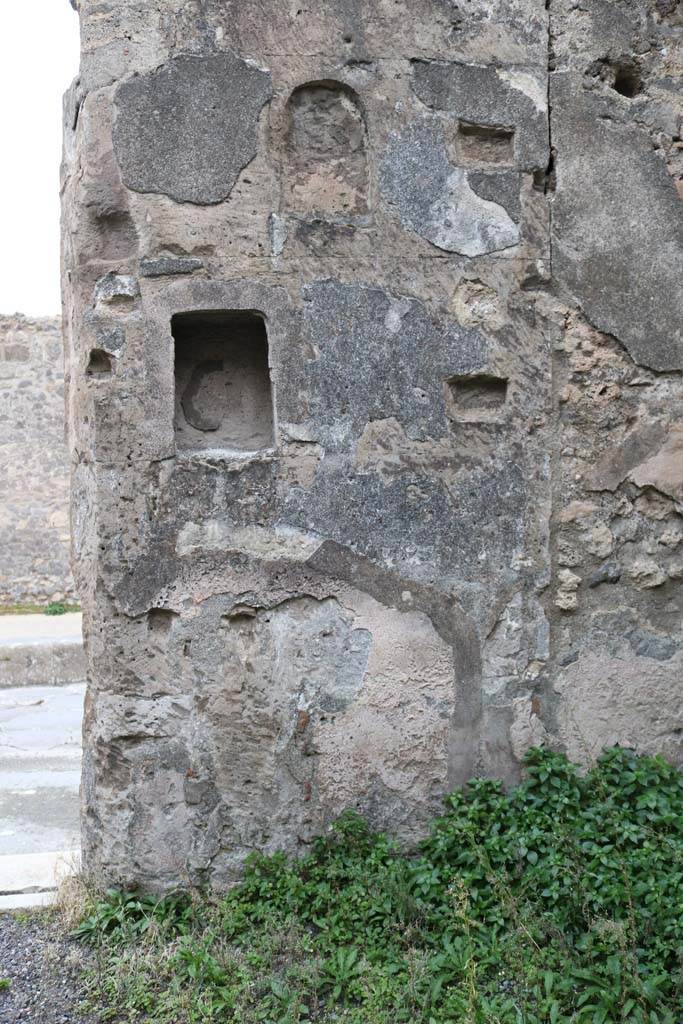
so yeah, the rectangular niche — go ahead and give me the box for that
[444,374,508,421]
[455,122,515,166]
[172,310,274,453]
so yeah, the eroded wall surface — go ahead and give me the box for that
[62,0,682,891]
[0,315,75,605]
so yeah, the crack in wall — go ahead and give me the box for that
[545,0,555,281]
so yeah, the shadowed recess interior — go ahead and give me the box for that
[172,310,274,453]
[456,122,515,165]
[444,373,508,419]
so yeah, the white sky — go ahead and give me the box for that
[0,2,80,316]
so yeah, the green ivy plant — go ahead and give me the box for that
[75,747,683,1023]
[44,602,67,615]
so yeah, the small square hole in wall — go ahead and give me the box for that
[86,348,113,377]
[455,122,515,166]
[172,310,274,453]
[444,374,508,421]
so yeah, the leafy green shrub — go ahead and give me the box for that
[45,601,69,615]
[76,747,683,1023]
[73,889,193,942]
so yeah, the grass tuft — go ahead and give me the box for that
[0,601,81,616]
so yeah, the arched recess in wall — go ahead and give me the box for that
[283,81,369,218]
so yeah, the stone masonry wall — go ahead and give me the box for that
[62,0,682,892]
[0,315,75,604]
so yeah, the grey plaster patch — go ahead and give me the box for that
[84,318,126,357]
[551,73,683,372]
[113,53,272,205]
[379,122,520,256]
[93,272,140,307]
[229,597,373,715]
[411,59,548,170]
[140,256,204,277]
[297,279,489,445]
[467,171,522,223]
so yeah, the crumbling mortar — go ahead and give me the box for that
[576,315,683,377]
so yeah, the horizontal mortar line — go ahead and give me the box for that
[258,54,550,69]
[201,251,546,261]
[76,255,548,272]
[85,46,548,68]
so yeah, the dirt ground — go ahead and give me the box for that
[0,911,97,1024]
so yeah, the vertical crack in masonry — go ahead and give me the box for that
[545,0,555,279]
[544,0,560,716]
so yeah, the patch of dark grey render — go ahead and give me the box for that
[93,272,140,306]
[378,121,452,246]
[296,280,488,447]
[140,256,204,278]
[551,72,683,371]
[410,59,548,170]
[85,319,126,356]
[467,171,522,221]
[282,455,529,584]
[379,120,520,255]
[113,53,273,205]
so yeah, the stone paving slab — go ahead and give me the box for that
[0,890,56,910]
[0,614,83,645]
[0,850,80,897]
[0,685,83,870]
[0,613,85,687]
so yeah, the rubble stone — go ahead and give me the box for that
[0,316,75,605]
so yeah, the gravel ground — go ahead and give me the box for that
[0,911,97,1024]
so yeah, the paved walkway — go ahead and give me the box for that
[0,618,84,909]
[0,613,83,646]
[0,613,86,688]
[0,610,85,692]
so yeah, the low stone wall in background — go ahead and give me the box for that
[0,314,74,604]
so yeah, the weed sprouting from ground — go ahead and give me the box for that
[44,601,79,615]
[0,601,80,615]
[75,747,683,1023]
